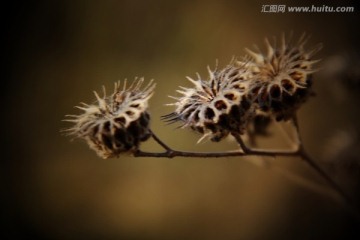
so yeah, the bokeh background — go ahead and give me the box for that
[3,0,360,239]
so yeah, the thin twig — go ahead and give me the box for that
[133,116,355,214]
[238,123,338,201]
[231,132,250,153]
[299,150,352,204]
[133,130,298,159]
[291,114,352,204]
[231,131,298,156]
[149,129,173,151]
[270,165,340,200]
[134,149,243,158]
[134,147,298,158]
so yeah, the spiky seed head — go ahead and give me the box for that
[163,61,254,142]
[63,78,155,159]
[244,33,322,121]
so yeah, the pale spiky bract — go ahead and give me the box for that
[162,61,254,142]
[64,78,155,159]
[244,33,322,120]
[163,34,322,140]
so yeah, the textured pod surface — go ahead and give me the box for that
[163,62,254,142]
[244,33,322,120]
[64,78,155,158]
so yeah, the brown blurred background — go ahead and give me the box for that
[3,0,360,239]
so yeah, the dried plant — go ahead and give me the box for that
[63,33,357,214]
[63,78,155,158]
[162,60,254,143]
[244,33,322,121]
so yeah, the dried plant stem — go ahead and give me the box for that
[291,114,352,204]
[134,116,353,208]
[299,150,351,202]
[270,165,339,199]
[231,130,351,202]
[149,129,172,151]
[134,147,298,158]
[134,130,298,158]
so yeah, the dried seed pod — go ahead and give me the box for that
[163,61,254,142]
[64,78,155,158]
[244,33,322,121]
